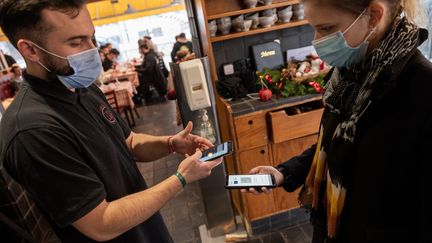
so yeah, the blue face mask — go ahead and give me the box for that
[32,43,102,89]
[312,9,376,68]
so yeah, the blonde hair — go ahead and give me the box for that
[402,0,428,27]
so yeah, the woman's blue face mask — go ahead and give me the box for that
[312,9,376,68]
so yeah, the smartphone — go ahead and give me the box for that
[225,174,276,189]
[200,141,233,162]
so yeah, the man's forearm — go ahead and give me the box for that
[74,175,182,241]
[130,133,171,162]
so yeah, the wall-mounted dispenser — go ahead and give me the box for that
[179,59,211,111]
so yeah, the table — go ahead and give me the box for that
[99,81,135,109]
[101,70,139,87]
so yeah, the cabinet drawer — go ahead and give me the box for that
[234,112,268,150]
[269,105,323,143]
[238,146,275,220]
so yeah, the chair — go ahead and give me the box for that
[111,79,141,120]
[118,79,142,117]
[0,165,60,243]
[104,90,135,127]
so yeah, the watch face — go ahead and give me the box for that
[277,166,285,174]
[276,166,289,181]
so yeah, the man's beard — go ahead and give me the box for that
[40,52,74,81]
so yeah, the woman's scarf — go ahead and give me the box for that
[303,15,420,239]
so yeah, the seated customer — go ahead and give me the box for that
[102,48,120,71]
[136,43,167,103]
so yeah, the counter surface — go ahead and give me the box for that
[226,94,323,116]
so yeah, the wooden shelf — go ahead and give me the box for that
[207,0,300,20]
[210,20,309,42]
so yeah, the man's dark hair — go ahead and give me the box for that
[109,48,120,55]
[0,0,86,48]
[143,36,152,40]
[9,81,20,96]
[178,33,186,38]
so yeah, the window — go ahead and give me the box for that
[420,0,432,59]
[138,30,150,38]
[151,27,163,37]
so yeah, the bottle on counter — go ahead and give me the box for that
[200,109,216,144]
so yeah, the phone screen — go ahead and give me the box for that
[200,142,229,161]
[226,174,274,188]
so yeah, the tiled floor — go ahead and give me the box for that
[131,99,313,243]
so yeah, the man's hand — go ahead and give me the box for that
[177,149,223,185]
[240,166,284,195]
[171,121,213,155]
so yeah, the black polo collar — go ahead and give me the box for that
[23,72,89,105]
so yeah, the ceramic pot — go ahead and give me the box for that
[294,9,305,20]
[243,19,253,31]
[243,0,258,8]
[217,23,231,35]
[208,21,218,36]
[293,3,304,11]
[245,12,259,29]
[259,16,274,28]
[278,6,292,14]
[277,10,293,23]
[232,14,244,24]
[261,8,276,17]
[217,17,231,25]
[259,0,273,5]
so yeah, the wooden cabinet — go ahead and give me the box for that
[218,96,323,235]
[192,0,320,235]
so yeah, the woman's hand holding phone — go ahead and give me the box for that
[240,166,284,195]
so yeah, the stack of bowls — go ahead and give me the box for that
[259,0,273,5]
[260,8,277,26]
[242,20,253,31]
[245,12,259,29]
[232,15,253,32]
[232,15,244,32]
[217,17,232,35]
[293,4,305,20]
[208,20,217,37]
[259,16,274,28]
[243,0,258,8]
[277,6,293,23]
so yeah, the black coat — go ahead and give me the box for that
[279,48,432,243]
[136,50,167,96]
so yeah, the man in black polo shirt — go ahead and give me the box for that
[0,1,222,242]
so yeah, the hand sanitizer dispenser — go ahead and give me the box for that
[179,59,211,111]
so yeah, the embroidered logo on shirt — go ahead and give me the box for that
[100,105,117,124]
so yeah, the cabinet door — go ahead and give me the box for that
[272,134,318,212]
[238,145,275,221]
[234,112,268,151]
